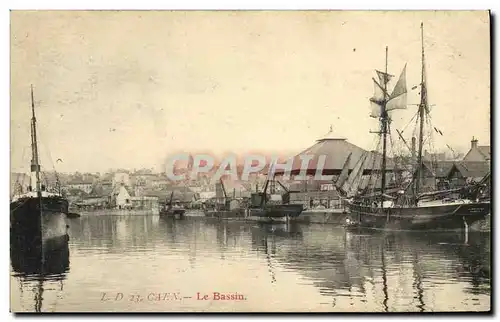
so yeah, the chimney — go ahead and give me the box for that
[411,137,416,161]
[471,136,478,149]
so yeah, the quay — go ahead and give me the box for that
[20,131,489,232]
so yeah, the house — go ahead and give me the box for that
[463,137,491,162]
[412,161,455,191]
[113,172,131,188]
[66,179,94,194]
[423,150,447,162]
[151,175,171,189]
[130,169,159,188]
[446,161,490,188]
[113,184,132,209]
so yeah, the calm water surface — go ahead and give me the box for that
[10,214,491,312]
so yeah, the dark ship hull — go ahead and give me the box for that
[10,196,69,245]
[347,201,490,231]
[159,207,186,219]
[10,231,70,278]
[248,204,304,218]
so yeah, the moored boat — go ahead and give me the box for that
[246,172,304,220]
[159,192,186,219]
[10,86,69,247]
[347,199,490,230]
[247,203,304,218]
[345,23,490,230]
[159,207,186,219]
[202,179,245,219]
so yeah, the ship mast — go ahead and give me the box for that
[380,46,389,205]
[415,23,427,198]
[30,85,42,197]
[369,46,407,205]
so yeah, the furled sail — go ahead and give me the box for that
[348,155,368,197]
[341,151,368,197]
[421,71,430,114]
[369,78,387,118]
[335,152,352,190]
[267,159,276,178]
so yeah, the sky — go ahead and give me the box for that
[10,11,490,173]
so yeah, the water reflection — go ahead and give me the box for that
[68,215,162,253]
[11,215,490,312]
[10,236,70,312]
[249,225,490,311]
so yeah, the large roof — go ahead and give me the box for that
[478,146,491,160]
[278,129,395,176]
[448,161,490,180]
[422,161,455,178]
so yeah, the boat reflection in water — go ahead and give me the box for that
[10,235,70,313]
[250,224,490,312]
[17,215,487,312]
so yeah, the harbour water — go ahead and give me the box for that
[10,214,491,313]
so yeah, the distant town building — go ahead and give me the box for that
[113,172,131,188]
[113,184,132,209]
[423,150,447,162]
[414,161,455,192]
[463,137,491,162]
[89,180,113,197]
[130,169,158,188]
[66,179,94,194]
[446,161,490,188]
[150,175,171,189]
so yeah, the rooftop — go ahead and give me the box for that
[477,145,491,159]
[316,125,347,142]
[450,161,490,179]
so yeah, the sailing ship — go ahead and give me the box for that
[345,23,490,230]
[10,86,70,246]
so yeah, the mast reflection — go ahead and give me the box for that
[11,235,70,312]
